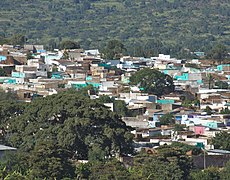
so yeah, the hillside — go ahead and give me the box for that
[0,0,229,57]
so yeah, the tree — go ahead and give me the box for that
[89,159,130,179]
[159,113,175,125]
[0,90,18,101]
[0,171,29,180]
[26,51,33,60]
[0,90,134,178]
[170,142,202,155]
[28,141,75,179]
[207,44,228,64]
[182,100,193,109]
[9,34,26,46]
[0,36,9,45]
[0,151,31,179]
[129,68,174,96]
[190,167,221,180]
[221,160,230,179]
[52,66,58,72]
[215,80,228,89]
[97,96,134,117]
[220,107,230,114]
[97,95,114,104]
[59,40,80,50]
[4,90,134,161]
[204,106,212,115]
[102,40,126,60]
[130,146,193,180]
[0,91,24,143]
[185,63,200,69]
[212,131,230,150]
[207,73,214,89]
[174,124,185,132]
[113,100,129,117]
[61,49,69,59]
[0,68,7,76]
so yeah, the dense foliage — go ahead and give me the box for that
[6,90,133,157]
[129,146,193,180]
[159,113,175,125]
[102,39,126,60]
[59,40,81,50]
[97,95,138,117]
[215,80,229,89]
[191,161,230,180]
[130,68,174,96]
[190,167,221,180]
[0,68,7,76]
[0,0,229,57]
[211,131,230,151]
[220,108,230,114]
[0,89,134,179]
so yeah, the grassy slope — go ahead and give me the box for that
[0,0,229,55]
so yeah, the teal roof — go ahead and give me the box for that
[0,55,6,61]
[157,99,175,104]
[86,76,92,81]
[51,72,64,79]
[98,63,111,69]
[71,82,101,89]
[174,73,189,81]
[87,82,101,88]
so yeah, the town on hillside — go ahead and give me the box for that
[0,43,230,169]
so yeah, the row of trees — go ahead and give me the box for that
[2,141,230,179]
[0,32,229,62]
[101,39,229,61]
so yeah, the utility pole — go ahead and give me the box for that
[201,148,206,169]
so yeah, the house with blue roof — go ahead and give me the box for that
[217,64,230,71]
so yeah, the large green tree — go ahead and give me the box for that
[207,44,228,64]
[9,34,26,46]
[190,167,221,180]
[220,160,230,179]
[212,131,230,150]
[28,141,75,179]
[0,89,134,178]
[88,159,130,180]
[130,146,193,179]
[59,40,81,49]
[102,40,126,60]
[0,90,25,143]
[130,68,175,96]
[159,113,175,125]
[5,90,133,159]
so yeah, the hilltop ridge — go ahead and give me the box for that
[0,0,229,56]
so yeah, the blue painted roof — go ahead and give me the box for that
[0,55,6,61]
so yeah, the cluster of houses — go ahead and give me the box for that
[0,44,230,158]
